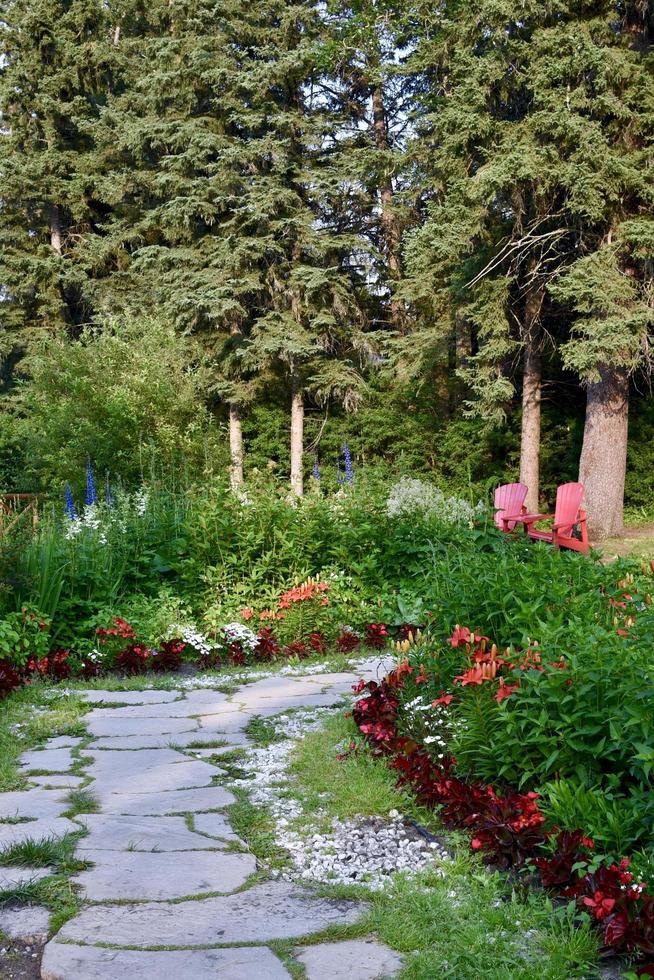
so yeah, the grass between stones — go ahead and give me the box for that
[0,685,88,792]
[241,711,601,980]
[0,833,88,932]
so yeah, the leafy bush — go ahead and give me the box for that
[17,316,224,491]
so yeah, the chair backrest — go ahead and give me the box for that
[553,482,584,533]
[494,483,528,529]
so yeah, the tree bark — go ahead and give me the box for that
[371,83,404,332]
[290,370,304,497]
[520,343,542,512]
[50,205,62,256]
[578,365,629,539]
[519,279,544,512]
[228,402,244,490]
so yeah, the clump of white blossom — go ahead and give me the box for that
[218,622,259,655]
[402,693,451,758]
[166,624,218,659]
[386,478,483,524]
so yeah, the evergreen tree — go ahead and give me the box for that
[0,0,123,342]
[405,0,653,528]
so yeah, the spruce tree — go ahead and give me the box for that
[0,0,122,342]
[406,0,653,528]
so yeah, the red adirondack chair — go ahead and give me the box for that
[503,482,589,554]
[494,483,528,531]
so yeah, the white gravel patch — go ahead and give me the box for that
[229,705,449,890]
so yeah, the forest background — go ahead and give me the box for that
[0,0,652,539]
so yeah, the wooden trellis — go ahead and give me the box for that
[0,493,40,537]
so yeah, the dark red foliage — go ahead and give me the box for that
[96,617,136,643]
[0,659,21,697]
[283,641,310,659]
[532,830,594,891]
[116,643,153,674]
[227,641,246,665]
[150,639,185,672]
[364,623,389,649]
[308,632,327,654]
[255,628,279,661]
[352,677,401,754]
[336,630,360,652]
[79,657,102,679]
[398,624,420,640]
[46,648,71,680]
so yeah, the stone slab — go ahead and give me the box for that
[56,881,364,946]
[28,775,87,791]
[296,939,403,980]
[192,811,243,842]
[72,849,256,900]
[19,748,76,773]
[41,736,84,750]
[182,689,230,707]
[85,749,217,795]
[197,713,248,734]
[80,690,181,704]
[0,817,77,850]
[0,904,50,942]
[0,866,53,890]
[86,716,198,738]
[85,701,203,719]
[0,790,66,821]
[77,814,228,851]
[41,943,291,980]
[97,786,235,816]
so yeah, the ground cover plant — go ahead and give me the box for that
[235,707,600,979]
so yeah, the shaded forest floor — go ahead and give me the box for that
[599,524,654,560]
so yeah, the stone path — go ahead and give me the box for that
[0,659,404,980]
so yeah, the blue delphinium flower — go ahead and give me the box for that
[312,456,321,482]
[342,443,354,484]
[64,483,78,520]
[85,460,97,506]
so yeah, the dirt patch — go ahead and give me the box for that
[596,523,654,560]
[0,937,43,980]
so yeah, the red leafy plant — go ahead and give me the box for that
[254,628,279,661]
[364,623,389,649]
[336,629,360,652]
[150,639,185,672]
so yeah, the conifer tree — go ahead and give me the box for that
[0,0,122,342]
[406,0,653,526]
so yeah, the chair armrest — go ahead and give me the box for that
[510,513,551,527]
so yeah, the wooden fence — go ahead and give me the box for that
[0,494,40,537]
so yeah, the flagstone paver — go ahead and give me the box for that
[2,658,402,980]
[0,905,51,943]
[72,849,257,900]
[76,813,233,851]
[40,943,292,979]
[80,690,180,705]
[19,748,77,772]
[0,867,53,890]
[54,880,365,946]
[297,938,404,979]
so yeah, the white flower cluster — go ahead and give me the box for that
[64,504,107,544]
[403,693,450,759]
[220,622,259,654]
[386,478,483,524]
[167,624,217,658]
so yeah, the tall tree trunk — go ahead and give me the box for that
[290,369,304,497]
[50,205,62,255]
[520,343,541,512]
[228,402,244,490]
[371,83,404,332]
[228,321,244,490]
[578,365,628,539]
[519,280,544,511]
